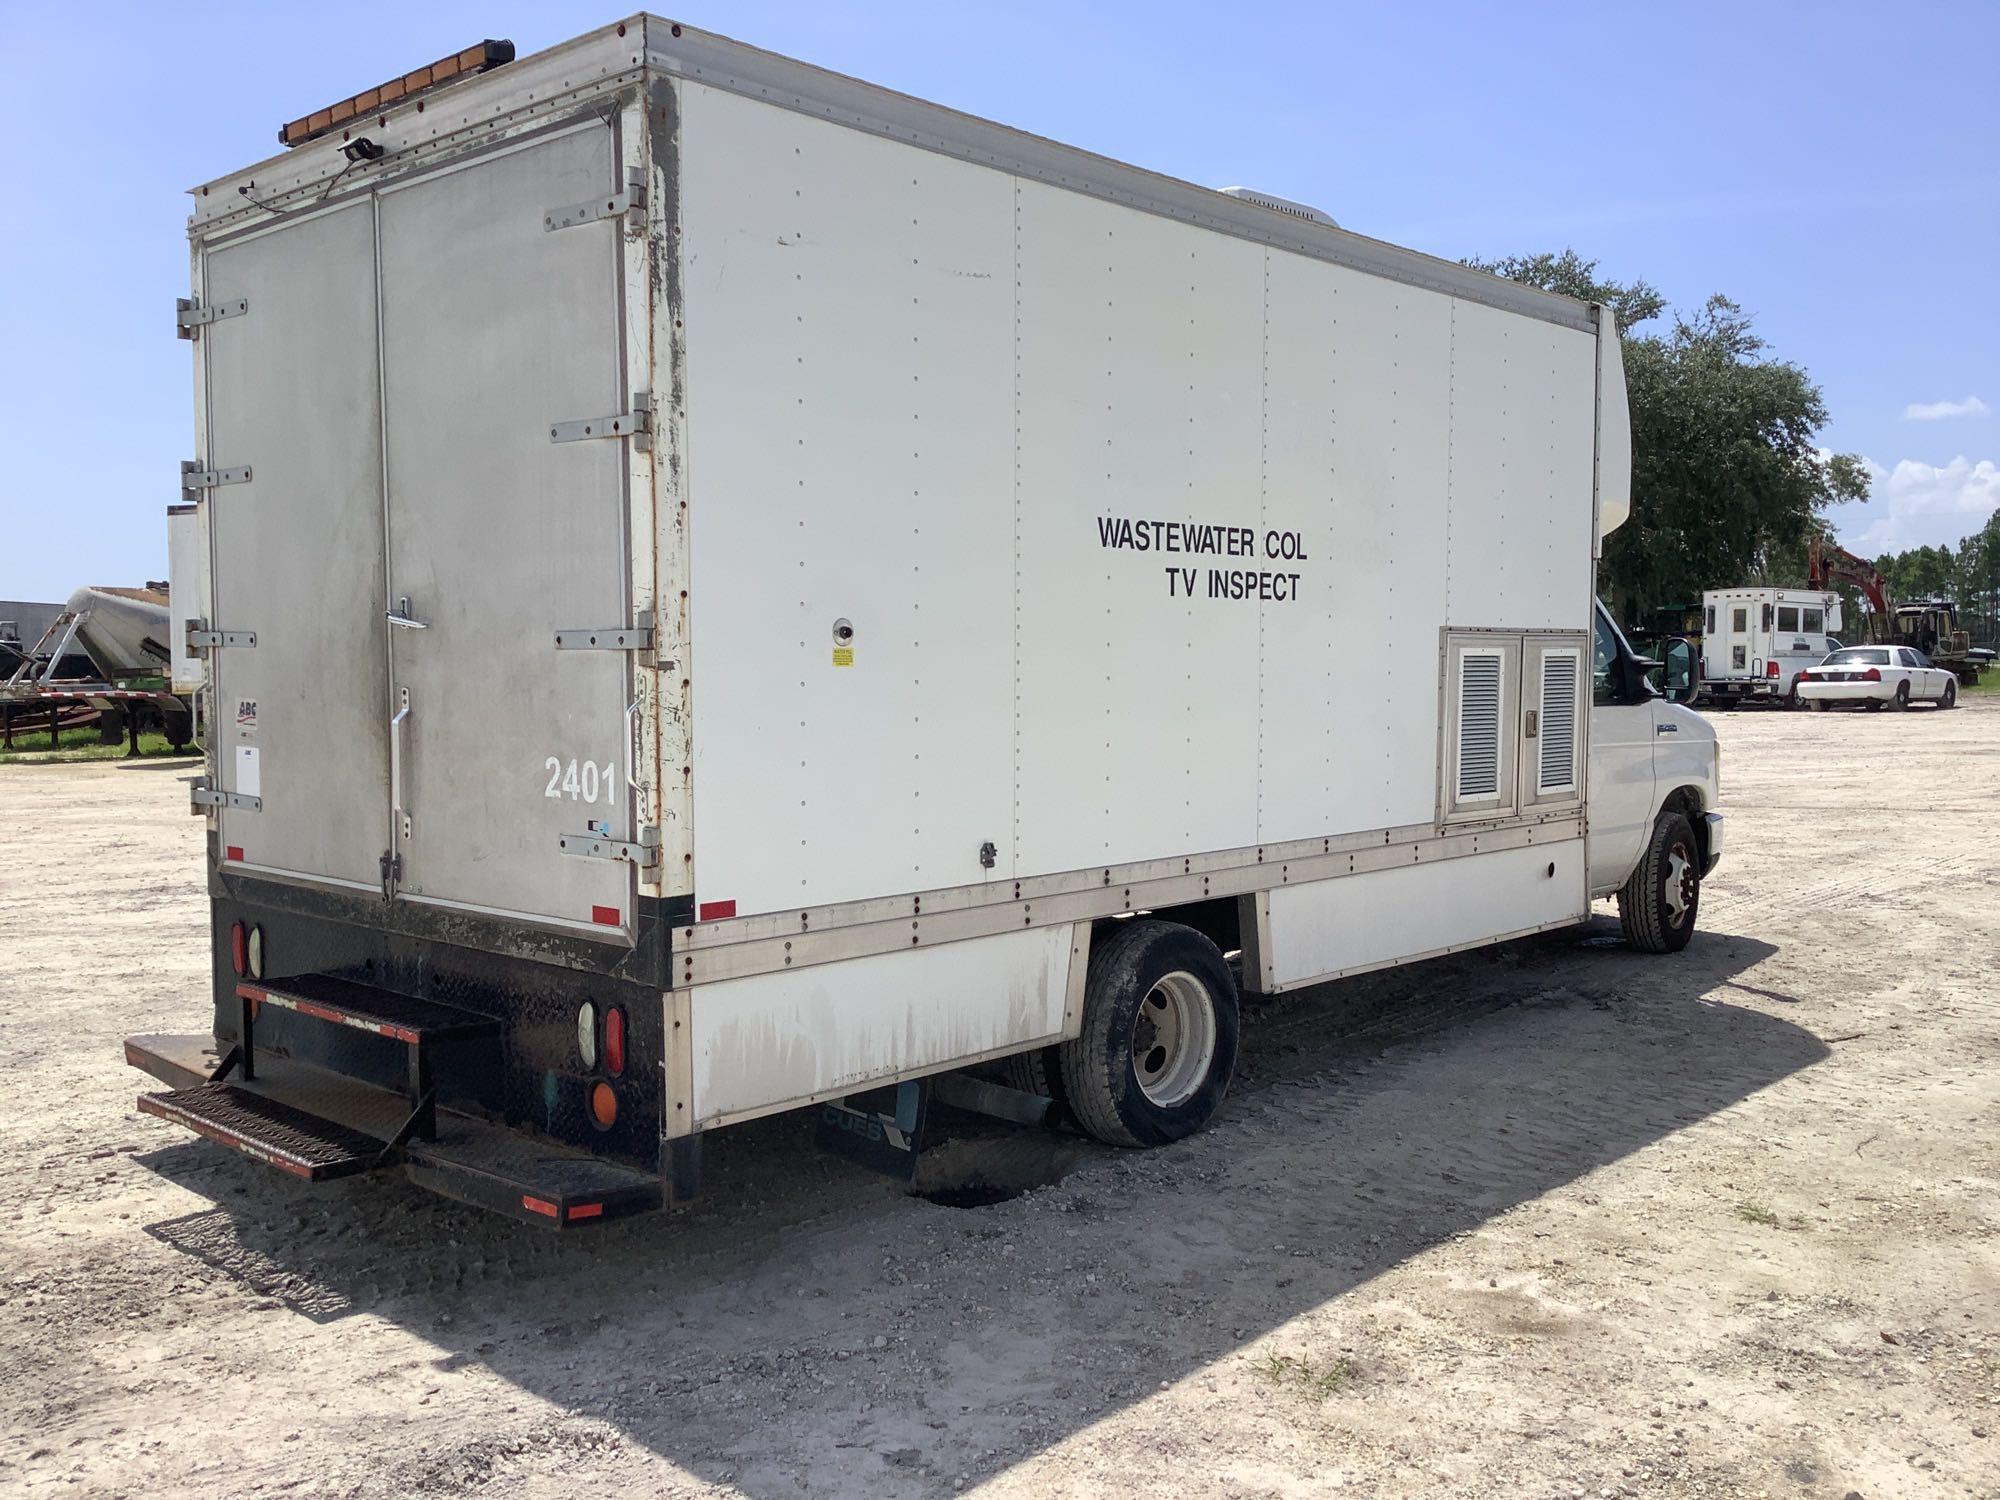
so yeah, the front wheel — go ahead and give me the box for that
[1618,811,1701,954]
[1058,920,1239,1148]
[1939,679,1958,709]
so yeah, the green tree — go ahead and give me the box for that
[1464,252,1869,623]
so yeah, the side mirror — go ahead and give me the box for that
[1618,648,1661,704]
[1663,638,1695,700]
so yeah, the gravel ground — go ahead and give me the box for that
[0,702,1995,1499]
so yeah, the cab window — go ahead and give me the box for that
[1592,608,1619,705]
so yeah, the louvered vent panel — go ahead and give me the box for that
[1456,654,1502,800]
[1539,654,1579,792]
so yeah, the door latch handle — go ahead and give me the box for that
[624,698,643,790]
[1656,722,1680,735]
[1524,708,1538,738]
[391,688,412,837]
[386,596,428,630]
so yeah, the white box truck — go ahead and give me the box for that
[132,17,1722,1226]
[1699,587,1842,708]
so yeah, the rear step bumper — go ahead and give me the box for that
[126,1034,661,1228]
[139,1082,383,1180]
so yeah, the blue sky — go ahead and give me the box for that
[1,0,1993,601]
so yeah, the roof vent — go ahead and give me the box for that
[1218,187,1338,229]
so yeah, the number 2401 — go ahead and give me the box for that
[545,757,616,804]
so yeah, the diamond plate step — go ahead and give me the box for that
[238,973,501,1045]
[137,1081,385,1180]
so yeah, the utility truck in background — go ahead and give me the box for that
[1697,587,1843,708]
[129,17,1722,1226]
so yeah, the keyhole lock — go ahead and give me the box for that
[832,618,854,644]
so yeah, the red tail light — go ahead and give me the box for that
[1766,660,1780,678]
[229,921,248,977]
[1861,667,1881,682]
[604,1006,627,1078]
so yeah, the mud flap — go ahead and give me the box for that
[814,1080,930,1181]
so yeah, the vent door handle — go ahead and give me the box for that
[1524,708,1538,738]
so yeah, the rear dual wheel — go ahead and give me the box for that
[1010,920,1239,1148]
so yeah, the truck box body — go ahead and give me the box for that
[144,18,1680,1219]
[1699,587,1842,703]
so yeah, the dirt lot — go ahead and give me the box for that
[1,703,1995,1499]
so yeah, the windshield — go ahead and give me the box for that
[1823,648,1889,665]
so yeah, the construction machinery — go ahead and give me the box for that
[1,584,195,751]
[1807,538,1987,685]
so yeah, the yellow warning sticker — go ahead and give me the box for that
[831,647,855,668]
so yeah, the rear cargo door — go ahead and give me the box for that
[375,124,639,934]
[201,203,390,891]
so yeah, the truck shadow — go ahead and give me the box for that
[138,914,1811,1495]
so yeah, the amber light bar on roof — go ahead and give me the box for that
[278,38,516,147]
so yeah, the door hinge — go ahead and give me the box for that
[192,780,261,813]
[557,825,660,869]
[185,621,257,652]
[379,849,402,901]
[176,296,247,338]
[181,460,252,500]
[554,612,654,651]
[549,392,650,449]
[544,167,646,233]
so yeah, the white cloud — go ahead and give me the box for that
[1830,455,2000,554]
[1903,395,1988,421]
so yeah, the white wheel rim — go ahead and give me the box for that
[1131,970,1217,1109]
[1665,844,1695,926]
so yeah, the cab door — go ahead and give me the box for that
[1588,605,1654,896]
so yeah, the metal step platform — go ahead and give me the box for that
[137,1080,384,1181]
[127,1034,663,1227]
[237,973,499,1044]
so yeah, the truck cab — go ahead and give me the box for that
[1589,602,1722,946]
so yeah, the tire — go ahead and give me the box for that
[1618,811,1701,954]
[1057,920,1239,1148]
[1940,679,1958,709]
[1000,1045,1065,1104]
[1890,681,1911,711]
[1785,684,1803,711]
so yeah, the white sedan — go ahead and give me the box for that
[1795,646,1959,710]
